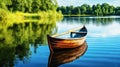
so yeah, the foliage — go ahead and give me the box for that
[0,9,24,23]
[0,9,9,21]
[115,7,120,15]
[0,0,57,13]
[57,3,120,16]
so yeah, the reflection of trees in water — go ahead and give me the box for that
[0,21,57,67]
[7,22,56,45]
[62,16,120,25]
[91,18,113,26]
[116,18,120,24]
[0,46,15,67]
[0,43,30,67]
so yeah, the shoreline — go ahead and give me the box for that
[63,15,120,17]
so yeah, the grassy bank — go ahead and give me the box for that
[0,9,63,23]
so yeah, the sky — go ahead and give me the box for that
[57,0,120,7]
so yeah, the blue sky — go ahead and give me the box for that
[57,0,120,6]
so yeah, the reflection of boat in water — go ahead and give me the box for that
[48,42,88,67]
[47,26,87,52]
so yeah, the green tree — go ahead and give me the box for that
[86,5,92,14]
[109,6,115,15]
[101,3,109,15]
[72,7,81,14]
[32,0,41,13]
[40,0,57,11]
[94,4,103,16]
[57,6,67,14]
[0,2,8,10]
[80,4,87,14]
[0,0,58,12]
[115,7,120,15]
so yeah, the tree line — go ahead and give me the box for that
[0,0,57,13]
[57,3,120,16]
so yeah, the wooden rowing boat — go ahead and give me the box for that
[48,42,87,67]
[47,25,87,52]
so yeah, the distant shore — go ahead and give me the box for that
[63,14,92,17]
[63,14,120,17]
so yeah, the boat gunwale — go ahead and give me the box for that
[47,35,86,40]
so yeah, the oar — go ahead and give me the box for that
[52,25,84,37]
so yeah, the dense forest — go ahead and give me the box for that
[0,0,63,22]
[57,3,120,16]
[0,0,58,13]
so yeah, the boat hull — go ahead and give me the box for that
[47,26,87,52]
[47,35,86,50]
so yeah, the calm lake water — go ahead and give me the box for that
[0,16,120,67]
